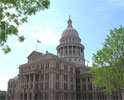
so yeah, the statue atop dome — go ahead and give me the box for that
[68,15,72,27]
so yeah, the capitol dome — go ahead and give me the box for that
[61,17,79,38]
[57,16,85,66]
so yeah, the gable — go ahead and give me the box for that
[27,51,43,61]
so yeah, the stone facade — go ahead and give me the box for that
[7,17,122,100]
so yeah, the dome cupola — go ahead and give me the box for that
[61,16,79,39]
[56,16,85,66]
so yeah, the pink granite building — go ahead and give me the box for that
[7,17,122,100]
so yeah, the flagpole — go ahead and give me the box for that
[36,39,41,51]
[36,40,38,51]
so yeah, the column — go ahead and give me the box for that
[62,47,64,57]
[75,46,77,56]
[61,47,62,57]
[33,74,35,89]
[61,47,63,57]
[57,49,58,56]
[67,45,69,56]
[59,48,60,57]
[29,75,30,89]
[65,46,67,56]
[80,47,81,57]
[23,92,24,100]
[81,47,83,56]
[70,46,72,56]
[71,45,73,56]
[27,93,29,100]
[86,77,88,91]
[32,92,35,100]
[61,47,64,57]
[64,46,65,57]
[73,46,75,56]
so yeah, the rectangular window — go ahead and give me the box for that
[88,93,93,100]
[56,73,59,80]
[82,77,86,81]
[64,75,68,81]
[45,73,49,80]
[77,86,80,91]
[41,64,44,70]
[64,64,67,71]
[70,77,73,82]
[77,94,81,100]
[40,83,43,90]
[70,67,73,72]
[71,84,73,90]
[88,77,92,82]
[56,63,60,69]
[64,93,68,100]
[41,93,43,99]
[64,83,68,90]
[88,84,92,91]
[36,74,40,82]
[41,74,44,80]
[82,85,86,91]
[35,83,40,89]
[55,82,59,89]
[46,63,49,69]
[56,93,60,100]
[76,78,80,84]
[72,93,74,100]
[82,93,87,99]
[31,84,33,89]
[45,82,49,89]
[44,93,48,100]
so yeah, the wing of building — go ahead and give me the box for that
[7,17,122,100]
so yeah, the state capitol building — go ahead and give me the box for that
[7,17,122,100]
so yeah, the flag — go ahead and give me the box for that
[37,39,41,43]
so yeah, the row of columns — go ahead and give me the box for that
[60,37,80,44]
[57,45,83,57]
[21,92,38,100]
[21,74,36,100]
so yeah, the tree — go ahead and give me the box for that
[0,92,6,100]
[0,0,50,54]
[90,26,124,94]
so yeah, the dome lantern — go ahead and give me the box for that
[61,16,79,38]
[67,15,72,27]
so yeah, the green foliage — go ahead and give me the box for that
[90,25,124,93]
[0,92,6,100]
[0,0,50,54]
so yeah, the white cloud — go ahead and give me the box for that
[18,25,25,35]
[96,0,124,12]
[0,76,9,91]
[28,23,61,45]
[14,41,27,47]
[108,0,124,8]
[85,60,93,67]
[0,49,3,54]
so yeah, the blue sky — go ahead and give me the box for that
[0,0,124,90]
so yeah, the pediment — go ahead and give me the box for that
[27,51,43,60]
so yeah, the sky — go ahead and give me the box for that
[0,0,124,91]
